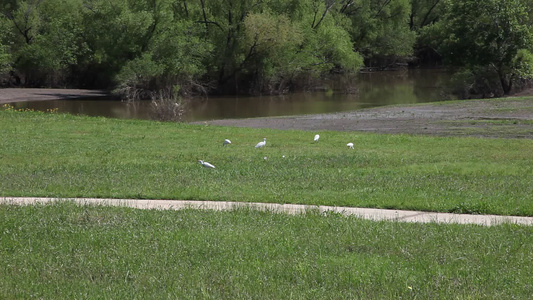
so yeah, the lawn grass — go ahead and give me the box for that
[1,202,531,299]
[1,107,532,216]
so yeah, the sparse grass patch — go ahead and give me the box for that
[1,109,532,216]
[441,124,533,139]
[439,119,533,125]
[0,203,531,299]
[489,106,533,113]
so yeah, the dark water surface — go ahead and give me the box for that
[8,69,453,121]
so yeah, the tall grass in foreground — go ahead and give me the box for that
[1,203,531,299]
[0,109,532,215]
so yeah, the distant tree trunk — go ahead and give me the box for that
[200,0,208,33]
[498,70,513,95]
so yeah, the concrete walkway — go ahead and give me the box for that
[2,197,532,226]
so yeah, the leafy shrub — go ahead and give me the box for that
[447,67,504,99]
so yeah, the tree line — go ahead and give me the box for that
[0,0,532,98]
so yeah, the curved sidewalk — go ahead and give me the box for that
[1,197,532,226]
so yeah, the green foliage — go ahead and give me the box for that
[244,13,303,62]
[1,0,365,93]
[342,0,416,64]
[79,0,160,86]
[240,8,363,93]
[0,43,11,76]
[190,0,365,94]
[242,12,303,92]
[1,0,85,86]
[446,67,505,98]
[434,0,533,94]
[0,46,9,71]
[409,0,445,30]
[1,0,531,93]
[113,53,164,100]
[439,0,532,67]
[512,49,533,79]
[0,16,12,74]
[315,20,364,71]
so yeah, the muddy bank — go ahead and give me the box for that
[0,88,109,103]
[196,98,533,139]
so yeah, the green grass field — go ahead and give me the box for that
[1,107,532,216]
[1,203,532,299]
[1,102,532,299]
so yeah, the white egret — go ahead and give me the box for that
[314,134,320,142]
[198,160,216,169]
[223,139,232,146]
[255,138,266,148]
[347,143,354,149]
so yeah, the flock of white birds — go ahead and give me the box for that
[198,134,354,169]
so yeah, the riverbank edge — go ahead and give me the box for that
[2,88,533,138]
[196,97,533,139]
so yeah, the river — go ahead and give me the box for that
[7,68,453,121]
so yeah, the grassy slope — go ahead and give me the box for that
[1,203,531,299]
[1,107,532,216]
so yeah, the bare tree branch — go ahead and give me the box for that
[420,0,441,28]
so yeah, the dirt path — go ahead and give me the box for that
[2,197,532,226]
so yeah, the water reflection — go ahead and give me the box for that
[7,69,452,121]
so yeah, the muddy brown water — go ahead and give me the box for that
[4,69,452,121]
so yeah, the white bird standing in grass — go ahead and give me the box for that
[314,134,320,142]
[223,139,232,146]
[198,160,216,169]
[347,142,354,149]
[255,138,266,148]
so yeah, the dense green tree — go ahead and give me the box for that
[108,0,212,98]
[0,45,9,74]
[1,0,85,86]
[339,0,416,67]
[0,0,393,93]
[179,0,363,94]
[2,0,530,97]
[428,0,533,95]
[0,18,12,75]
[79,0,162,89]
[408,0,445,66]
[409,0,443,31]
[237,2,363,93]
